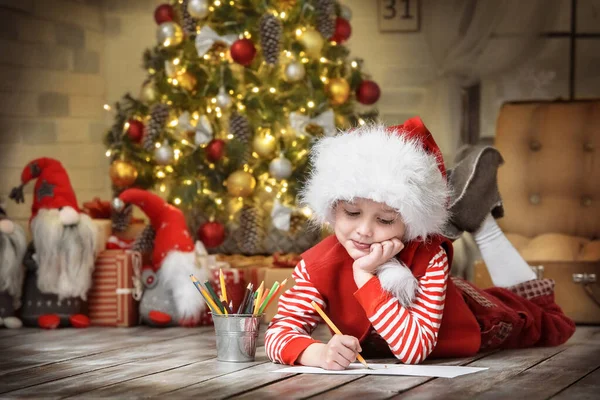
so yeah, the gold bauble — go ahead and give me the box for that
[327,78,350,105]
[252,130,277,158]
[298,28,324,58]
[177,71,197,92]
[109,160,138,188]
[139,80,157,104]
[226,170,256,197]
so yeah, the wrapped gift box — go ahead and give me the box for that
[93,219,112,254]
[88,250,141,327]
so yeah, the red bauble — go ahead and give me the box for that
[205,139,226,162]
[154,4,174,24]
[198,221,225,248]
[38,314,60,329]
[356,80,381,105]
[330,18,352,43]
[230,39,257,66]
[127,119,145,143]
[69,314,91,328]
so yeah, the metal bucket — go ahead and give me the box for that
[212,314,261,362]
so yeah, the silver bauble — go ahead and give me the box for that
[188,0,210,19]
[284,61,306,83]
[154,141,174,165]
[216,87,232,109]
[340,5,352,20]
[111,197,125,212]
[157,21,183,47]
[269,154,293,180]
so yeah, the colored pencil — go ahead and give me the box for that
[310,301,371,370]
[189,275,222,314]
[253,282,264,315]
[204,280,224,313]
[220,298,230,315]
[219,268,228,303]
[237,283,253,314]
[262,278,287,312]
[257,281,280,315]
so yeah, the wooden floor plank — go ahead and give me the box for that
[164,357,295,399]
[0,336,215,393]
[551,366,600,400]
[6,346,220,399]
[472,344,600,400]
[65,352,265,398]
[387,346,566,399]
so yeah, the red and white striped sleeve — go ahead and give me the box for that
[354,246,449,364]
[265,259,324,365]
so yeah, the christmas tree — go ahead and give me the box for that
[104,0,381,255]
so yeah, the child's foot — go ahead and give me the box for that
[443,145,505,239]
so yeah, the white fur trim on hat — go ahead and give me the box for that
[301,124,450,240]
[377,258,418,307]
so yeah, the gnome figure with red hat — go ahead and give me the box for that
[0,199,27,329]
[115,188,207,327]
[9,158,97,329]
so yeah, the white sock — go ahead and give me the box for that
[474,214,537,287]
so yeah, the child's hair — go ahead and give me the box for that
[300,119,450,242]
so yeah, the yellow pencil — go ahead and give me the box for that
[200,286,222,315]
[253,281,264,315]
[219,269,228,303]
[310,301,372,370]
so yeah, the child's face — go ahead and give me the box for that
[333,198,406,260]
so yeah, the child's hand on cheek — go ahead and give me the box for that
[353,238,404,274]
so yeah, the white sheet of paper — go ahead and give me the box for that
[272,363,488,378]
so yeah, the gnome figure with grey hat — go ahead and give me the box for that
[0,199,27,329]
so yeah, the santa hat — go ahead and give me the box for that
[301,116,449,241]
[118,189,195,270]
[15,158,80,224]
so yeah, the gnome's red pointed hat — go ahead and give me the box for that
[118,189,194,269]
[301,117,450,241]
[13,158,79,223]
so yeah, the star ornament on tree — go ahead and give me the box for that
[37,180,56,201]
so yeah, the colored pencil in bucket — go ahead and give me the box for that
[219,268,228,303]
[237,283,253,314]
[204,280,224,314]
[189,275,221,315]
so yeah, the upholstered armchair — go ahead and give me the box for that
[473,100,600,324]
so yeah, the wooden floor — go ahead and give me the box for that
[0,324,598,399]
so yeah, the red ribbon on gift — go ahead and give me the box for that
[82,197,112,219]
[106,235,134,250]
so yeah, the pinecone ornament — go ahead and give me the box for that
[259,14,282,65]
[229,112,252,163]
[132,225,156,254]
[143,103,170,152]
[112,203,132,233]
[235,205,265,255]
[181,0,197,36]
[315,0,335,39]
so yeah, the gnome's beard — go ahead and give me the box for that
[31,209,97,300]
[0,222,27,307]
[159,250,207,324]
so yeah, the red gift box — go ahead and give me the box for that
[88,250,142,327]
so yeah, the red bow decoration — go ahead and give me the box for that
[82,197,112,219]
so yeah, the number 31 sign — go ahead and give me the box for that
[378,0,420,32]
